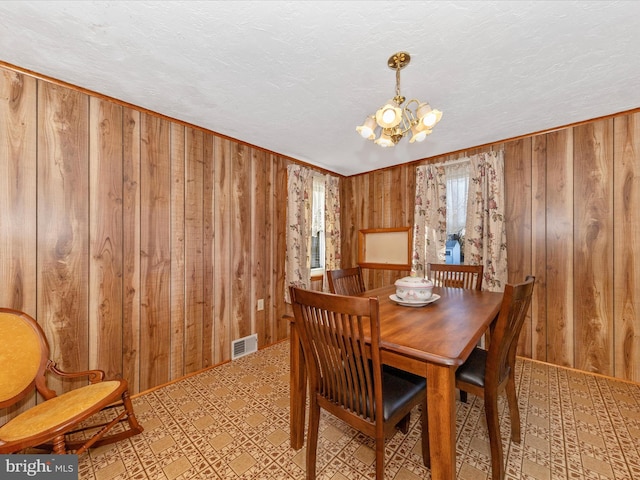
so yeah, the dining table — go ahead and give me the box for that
[289,283,504,480]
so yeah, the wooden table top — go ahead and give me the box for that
[361,285,503,366]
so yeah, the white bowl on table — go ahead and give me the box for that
[394,275,434,303]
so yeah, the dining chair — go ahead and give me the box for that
[0,308,143,454]
[427,262,485,402]
[427,263,483,290]
[326,266,365,295]
[289,286,429,479]
[455,275,535,480]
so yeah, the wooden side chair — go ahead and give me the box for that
[455,276,535,480]
[290,287,429,479]
[326,266,365,296]
[427,263,484,290]
[0,308,143,454]
[428,263,486,399]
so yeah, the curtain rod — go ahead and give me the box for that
[433,157,470,167]
[433,147,504,167]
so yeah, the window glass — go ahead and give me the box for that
[444,162,469,264]
[311,177,325,269]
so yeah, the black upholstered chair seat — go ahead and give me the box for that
[456,348,512,390]
[332,364,425,421]
[381,367,426,421]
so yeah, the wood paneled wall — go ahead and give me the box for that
[341,112,640,382]
[0,66,297,397]
[2,60,640,404]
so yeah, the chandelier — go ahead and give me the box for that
[356,52,443,147]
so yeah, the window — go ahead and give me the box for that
[310,176,325,270]
[444,162,469,264]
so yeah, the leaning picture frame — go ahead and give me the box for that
[358,227,412,270]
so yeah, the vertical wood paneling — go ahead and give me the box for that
[358,174,371,288]
[252,149,267,343]
[385,167,406,286]
[339,172,355,270]
[504,139,533,357]
[405,164,416,228]
[169,123,185,378]
[185,127,204,374]
[139,113,171,390]
[504,139,533,282]
[0,70,36,314]
[231,144,252,340]
[0,69,37,423]
[371,170,386,287]
[262,155,276,343]
[37,82,89,393]
[545,129,574,367]
[614,112,640,381]
[531,136,548,361]
[343,175,356,270]
[273,157,290,339]
[202,134,215,367]
[0,65,304,399]
[122,107,141,393]
[89,97,123,378]
[574,120,614,375]
[213,137,231,363]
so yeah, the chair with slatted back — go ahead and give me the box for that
[0,308,143,455]
[428,263,486,404]
[455,276,535,480]
[290,287,429,479]
[327,266,365,296]
[427,263,483,290]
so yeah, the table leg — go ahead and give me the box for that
[289,321,306,449]
[426,362,456,480]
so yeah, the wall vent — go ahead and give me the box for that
[231,334,258,360]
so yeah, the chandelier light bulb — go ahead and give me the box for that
[423,113,437,127]
[410,123,432,143]
[421,112,437,128]
[356,116,377,140]
[358,126,373,139]
[382,107,396,124]
[374,131,395,147]
[375,101,402,129]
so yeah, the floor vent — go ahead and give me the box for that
[231,334,258,360]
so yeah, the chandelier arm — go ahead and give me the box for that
[397,118,413,135]
[404,98,420,111]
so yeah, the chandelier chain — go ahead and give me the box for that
[395,67,404,105]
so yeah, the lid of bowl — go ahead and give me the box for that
[395,275,433,287]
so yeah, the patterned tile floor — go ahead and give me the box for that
[77,341,640,479]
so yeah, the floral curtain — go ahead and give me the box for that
[465,150,508,291]
[323,174,341,291]
[412,164,447,277]
[285,164,341,301]
[285,164,313,302]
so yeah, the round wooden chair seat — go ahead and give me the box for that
[0,380,123,443]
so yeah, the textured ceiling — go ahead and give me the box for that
[1,1,639,176]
